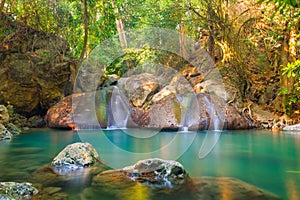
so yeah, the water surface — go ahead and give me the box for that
[0,128,299,199]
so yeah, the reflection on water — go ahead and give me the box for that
[0,128,300,199]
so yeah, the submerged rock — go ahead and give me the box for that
[87,158,280,200]
[193,177,280,200]
[0,182,38,200]
[51,142,100,170]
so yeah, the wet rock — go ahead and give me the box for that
[121,158,186,186]
[31,165,70,187]
[0,182,39,200]
[193,177,281,200]
[88,168,194,200]
[51,142,100,170]
[27,115,45,128]
[0,105,9,124]
[283,123,300,131]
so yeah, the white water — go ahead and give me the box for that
[110,86,131,129]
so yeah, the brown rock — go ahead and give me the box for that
[45,95,74,129]
[124,73,159,107]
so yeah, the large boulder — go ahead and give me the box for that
[85,158,280,200]
[121,158,186,185]
[51,142,100,170]
[0,182,39,200]
[0,14,75,117]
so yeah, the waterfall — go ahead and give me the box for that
[109,86,131,129]
[178,94,199,132]
[203,95,224,131]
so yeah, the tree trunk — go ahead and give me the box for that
[80,0,88,59]
[207,0,215,61]
[276,19,298,114]
[0,0,5,13]
[179,26,188,59]
[112,0,127,50]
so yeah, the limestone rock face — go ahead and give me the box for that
[51,142,100,170]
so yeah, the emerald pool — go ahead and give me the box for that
[0,128,299,199]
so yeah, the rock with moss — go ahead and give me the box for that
[51,142,100,172]
[0,182,38,200]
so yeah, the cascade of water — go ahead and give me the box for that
[178,94,199,132]
[203,95,224,131]
[110,86,131,129]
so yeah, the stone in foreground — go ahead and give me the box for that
[121,158,186,186]
[0,182,38,200]
[51,142,100,170]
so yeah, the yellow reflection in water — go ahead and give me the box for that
[121,184,149,200]
[285,178,300,200]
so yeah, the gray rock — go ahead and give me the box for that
[5,123,21,136]
[121,158,186,186]
[0,124,12,140]
[27,115,45,128]
[283,123,300,131]
[51,142,100,170]
[0,182,38,200]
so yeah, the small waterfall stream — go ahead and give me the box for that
[178,94,199,132]
[109,86,131,129]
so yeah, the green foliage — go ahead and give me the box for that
[279,60,300,113]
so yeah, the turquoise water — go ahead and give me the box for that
[0,128,300,199]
